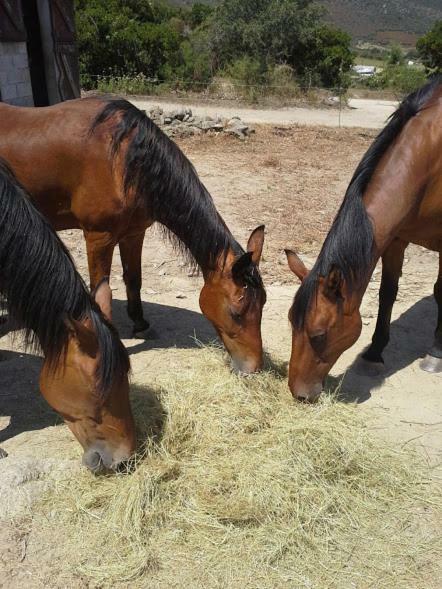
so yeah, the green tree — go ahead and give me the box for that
[387,43,404,66]
[189,3,214,28]
[75,0,182,86]
[211,0,352,88]
[417,20,442,74]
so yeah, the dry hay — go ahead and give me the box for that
[39,347,441,588]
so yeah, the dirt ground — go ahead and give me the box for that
[0,125,441,587]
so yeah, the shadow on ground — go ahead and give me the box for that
[0,350,56,444]
[327,296,436,404]
[0,300,216,446]
[112,298,218,355]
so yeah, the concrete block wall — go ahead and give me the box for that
[0,42,34,107]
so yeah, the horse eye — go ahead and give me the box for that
[231,310,242,324]
[310,332,327,353]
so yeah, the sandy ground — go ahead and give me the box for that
[131,97,398,128]
[0,124,441,587]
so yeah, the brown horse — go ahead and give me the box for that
[285,78,442,401]
[0,159,135,472]
[0,99,266,374]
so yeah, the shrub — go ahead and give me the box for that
[266,64,300,99]
[417,20,442,74]
[225,56,266,102]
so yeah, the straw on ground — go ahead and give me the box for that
[41,347,441,588]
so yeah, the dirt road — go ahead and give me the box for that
[132,97,398,128]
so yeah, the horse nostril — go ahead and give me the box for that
[297,394,309,403]
[82,450,103,472]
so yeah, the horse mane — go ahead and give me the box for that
[0,159,129,394]
[89,99,263,288]
[293,76,442,329]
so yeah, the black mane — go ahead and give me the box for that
[292,77,442,329]
[90,99,253,275]
[0,159,129,393]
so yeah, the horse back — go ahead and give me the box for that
[0,99,132,231]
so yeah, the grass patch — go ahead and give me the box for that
[41,348,441,588]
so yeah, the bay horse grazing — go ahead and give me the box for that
[0,99,266,374]
[285,78,442,401]
[0,159,135,472]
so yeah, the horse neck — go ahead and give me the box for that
[154,188,241,278]
[363,110,437,257]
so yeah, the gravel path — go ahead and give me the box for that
[131,97,398,129]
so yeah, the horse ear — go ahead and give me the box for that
[92,277,112,322]
[231,252,253,285]
[284,249,309,281]
[246,225,265,266]
[324,267,343,300]
[64,317,98,357]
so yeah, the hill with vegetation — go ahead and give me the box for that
[169,0,442,43]
[321,0,442,43]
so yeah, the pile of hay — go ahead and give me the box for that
[41,348,441,588]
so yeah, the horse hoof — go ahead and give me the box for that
[132,319,150,335]
[420,355,442,374]
[355,356,386,377]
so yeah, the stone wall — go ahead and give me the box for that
[0,42,34,107]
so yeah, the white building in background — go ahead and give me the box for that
[353,65,377,77]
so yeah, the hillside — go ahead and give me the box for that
[169,0,442,44]
[321,0,442,44]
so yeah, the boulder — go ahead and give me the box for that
[170,108,187,121]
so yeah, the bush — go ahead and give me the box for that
[357,64,427,94]
[225,56,266,102]
[417,20,442,74]
[266,64,300,98]
[95,73,169,96]
[175,28,213,90]
[389,66,428,95]
[387,43,404,66]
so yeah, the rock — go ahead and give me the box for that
[201,120,221,130]
[323,96,340,107]
[226,126,247,140]
[174,125,197,137]
[170,108,186,121]
[149,106,163,119]
[151,108,253,140]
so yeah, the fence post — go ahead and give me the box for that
[338,85,342,128]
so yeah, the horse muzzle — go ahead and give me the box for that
[289,380,323,403]
[82,443,133,474]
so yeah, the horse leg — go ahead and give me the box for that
[420,251,442,373]
[360,238,408,373]
[84,231,115,322]
[119,232,149,334]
